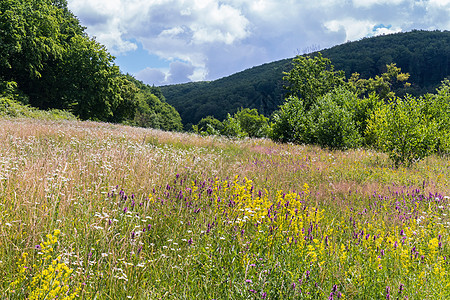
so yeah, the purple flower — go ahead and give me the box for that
[35,245,41,250]
[245,279,252,283]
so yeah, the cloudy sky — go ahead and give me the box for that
[67,0,450,86]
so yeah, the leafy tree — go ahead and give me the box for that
[231,108,269,138]
[193,116,224,136]
[125,76,183,131]
[221,114,247,138]
[366,95,439,166]
[311,87,363,149]
[348,63,411,101]
[423,79,450,154]
[282,52,346,109]
[0,0,139,123]
[193,108,269,138]
[269,96,312,144]
[270,87,362,149]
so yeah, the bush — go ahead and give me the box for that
[270,87,362,149]
[193,116,224,136]
[367,94,439,166]
[221,113,247,138]
[426,79,450,155]
[269,96,313,144]
[311,87,363,149]
[232,108,269,138]
[194,108,269,139]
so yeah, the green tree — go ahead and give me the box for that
[269,96,313,144]
[231,108,269,138]
[348,63,411,101]
[0,0,139,123]
[366,95,439,166]
[423,79,450,154]
[283,53,346,109]
[311,87,363,149]
[193,116,224,136]
[125,75,183,131]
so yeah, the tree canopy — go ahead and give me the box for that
[0,0,182,130]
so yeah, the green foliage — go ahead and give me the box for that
[283,53,346,109]
[230,108,269,138]
[193,116,224,136]
[161,31,450,126]
[351,93,383,143]
[0,0,141,123]
[0,96,76,120]
[269,96,312,144]
[271,52,449,163]
[270,87,362,149]
[348,63,411,101]
[221,114,247,138]
[126,76,183,131]
[193,108,269,139]
[60,35,138,121]
[427,79,450,154]
[311,87,363,149]
[367,95,439,166]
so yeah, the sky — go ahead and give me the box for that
[67,0,450,86]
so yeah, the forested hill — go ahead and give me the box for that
[160,30,450,126]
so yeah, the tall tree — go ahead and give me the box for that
[0,0,138,122]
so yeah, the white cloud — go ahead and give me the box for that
[428,0,450,7]
[325,18,376,41]
[68,0,450,84]
[136,67,167,86]
[373,26,402,36]
[352,0,406,8]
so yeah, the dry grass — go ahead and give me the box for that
[1,118,449,298]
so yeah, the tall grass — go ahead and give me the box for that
[1,118,449,299]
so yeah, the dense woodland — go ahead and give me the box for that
[0,0,182,131]
[161,30,450,126]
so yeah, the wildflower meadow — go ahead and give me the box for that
[1,118,449,299]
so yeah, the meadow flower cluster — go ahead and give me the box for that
[8,229,80,299]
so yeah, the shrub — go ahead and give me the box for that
[193,116,224,136]
[367,94,439,166]
[270,87,362,149]
[221,113,247,138]
[311,87,363,149]
[269,96,313,144]
[232,108,269,138]
[426,79,450,155]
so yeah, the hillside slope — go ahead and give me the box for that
[161,30,450,126]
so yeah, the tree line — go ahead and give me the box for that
[194,54,449,166]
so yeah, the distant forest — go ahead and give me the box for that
[160,30,450,126]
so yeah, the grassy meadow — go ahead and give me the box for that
[1,118,449,299]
